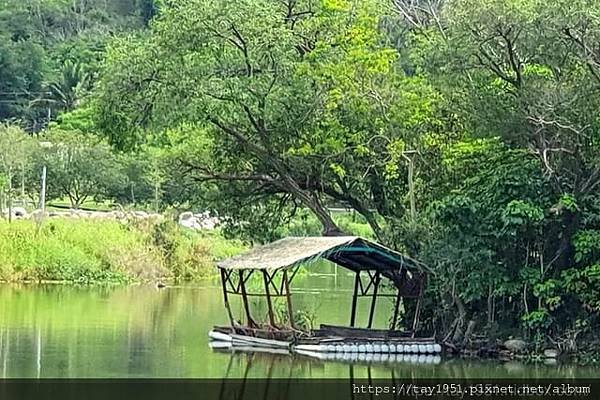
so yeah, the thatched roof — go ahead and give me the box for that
[217,236,424,273]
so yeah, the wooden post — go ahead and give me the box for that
[239,270,254,327]
[367,271,380,329]
[262,270,276,327]
[283,270,295,329]
[219,268,235,326]
[411,295,422,338]
[390,291,402,331]
[411,277,425,337]
[350,271,360,327]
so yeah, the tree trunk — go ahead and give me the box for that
[281,175,344,236]
[300,192,344,236]
[346,197,383,241]
[130,183,136,204]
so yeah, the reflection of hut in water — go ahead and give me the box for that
[209,236,441,360]
[211,340,442,400]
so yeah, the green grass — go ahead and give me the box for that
[0,218,246,284]
[46,198,116,212]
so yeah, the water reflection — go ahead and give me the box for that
[212,346,442,379]
[0,282,598,378]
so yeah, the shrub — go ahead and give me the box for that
[0,218,246,283]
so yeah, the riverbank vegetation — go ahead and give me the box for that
[1,0,599,357]
[0,218,245,283]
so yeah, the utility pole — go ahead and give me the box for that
[39,166,47,212]
[38,141,52,213]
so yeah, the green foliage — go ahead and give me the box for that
[522,309,553,331]
[0,219,153,283]
[0,218,245,283]
[574,231,600,264]
[141,219,246,280]
[562,265,600,313]
[37,129,126,208]
[0,0,153,128]
[95,0,441,239]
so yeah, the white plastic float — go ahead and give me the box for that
[293,342,441,354]
[208,330,233,342]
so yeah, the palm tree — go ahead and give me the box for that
[30,60,90,122]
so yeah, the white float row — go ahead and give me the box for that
[295,349,442,364]
[294,342,442,354]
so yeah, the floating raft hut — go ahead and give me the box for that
[209,236,441,358]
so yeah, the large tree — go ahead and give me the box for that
[39,129,124,208]
[95,0,439,238]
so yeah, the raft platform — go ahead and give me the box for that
[209,236,440,364]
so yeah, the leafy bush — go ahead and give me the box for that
[0,218,246,283]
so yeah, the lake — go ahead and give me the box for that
[0,267,597,379]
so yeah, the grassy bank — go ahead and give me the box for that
[0,218,246,284]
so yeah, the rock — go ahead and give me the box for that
[2,207,28,218]
[179,212,194,221]
[12,207,28,218]
[31,209,48,222]
[504,339,528,352]
[178,211,201,229]
[179,217,200,230]
[543,349,559,358]
[134,211,149,219]
[110,211,125,219]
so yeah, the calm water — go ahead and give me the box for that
[0,268,597,378]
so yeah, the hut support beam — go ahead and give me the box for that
[390,291,402,331]
[220,268,235,326]
[283,270,295,329]
[411,290,423,337]
[239,270,256,328]
[262,270,276,327]
[350,272,360,327]
[367,271,380,329]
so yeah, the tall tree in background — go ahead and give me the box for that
[0,0,154,130]
[39,130,124,208]
[0,125,35,221]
